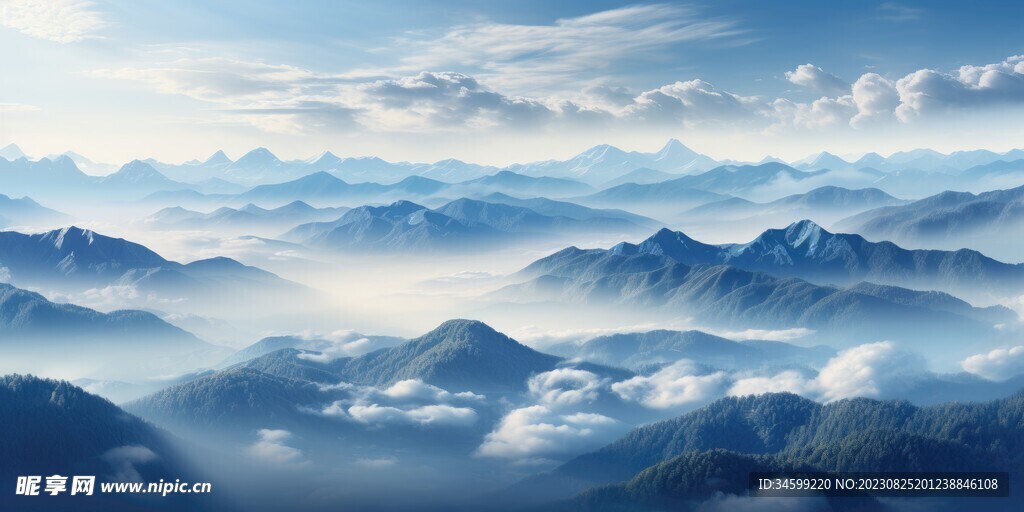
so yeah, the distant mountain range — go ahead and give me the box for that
[215,331,406,368]
[0,193,68,228]
[5,142,1024,212]
[507,391,1024,509]
[0,284,227,379]
[683,185,906,224]
[145,200,348,235]
[0,226,307,306]
[0,157,195,200]
[145,169,597,211]
[794,148,1024,173]
[546,329,835,371]
[284,198,652,251]
[603,220,1024,298]
[501,232,1015,350]
[837,184,1024,260]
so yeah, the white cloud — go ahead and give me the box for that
[961,346,1024,381]
[101,445,158,482]
[391,4,743,93]
[785,64,849,96]
[611,360,729,409]
[623,79,763,127]
[0,0,107,43]
[295,331,399,362]
[728,341,928,402]
[476,405,621,461]
[813,341,926,401]
[318,378,482,427]
[356,71,561,131]
[342,403,478,427]
[727,370,812,397]
[0,102,40,112]
[896,55,1024,121]
[706,327,814,342]
[850,73,899,126]
[94,45,1024,140]
[771,95,856,130]
[246,429,305,466]
[528,368,607,408]
[381,378,486,402]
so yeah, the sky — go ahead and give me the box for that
[1,0,1023,166]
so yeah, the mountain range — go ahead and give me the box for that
[502,234,1014,351]
[545,329,835,371]
[145,200,348,235]
[507,391,1024,509]
[682,185,906,224]
[0,226,306,306]
[284,198,651,251]
[604,220,1024,298]
[837,183,1024,260]
[0,283,227,379]
[0,157,195,201]
[0,193,68,228]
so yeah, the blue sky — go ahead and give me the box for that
[1,0,1023,166]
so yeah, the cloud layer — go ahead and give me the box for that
[92,51,1024,140]
[961,346,1024,381]
[0,0,107,43]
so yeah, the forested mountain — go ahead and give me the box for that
[509,391,1024,509]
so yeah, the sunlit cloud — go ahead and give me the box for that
[0,0,108,43]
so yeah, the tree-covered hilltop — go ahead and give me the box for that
[0,374,218,511]
[508,391,1024,507]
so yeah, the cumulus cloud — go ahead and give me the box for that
[247,429,306,467]
[727,370,813,397]
[357,71,560,131]
[102,445,158,482]
[319,378,482,428]
[295,330,402,361]
[528,369,607,408]
[850,73,899,126]
[341,403,478,427]
[0,0,107,43]
[896,55,1024,121]
[785,64,850,96]
[770,95,856,130]
[611,360,729,409]
[623,79,762,127]
[728,341,928,402]
[476,405,621,461]
[961,346,1024,381]
[93,41,1024,138]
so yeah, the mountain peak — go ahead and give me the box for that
[577,144,626,161]
[783,219,830,246]
[51,226,97,248]
[204,150,231,165]
[636,228,719,262]
[654,138,699,162]
[234,147,282,166]
[0,143,26,160]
